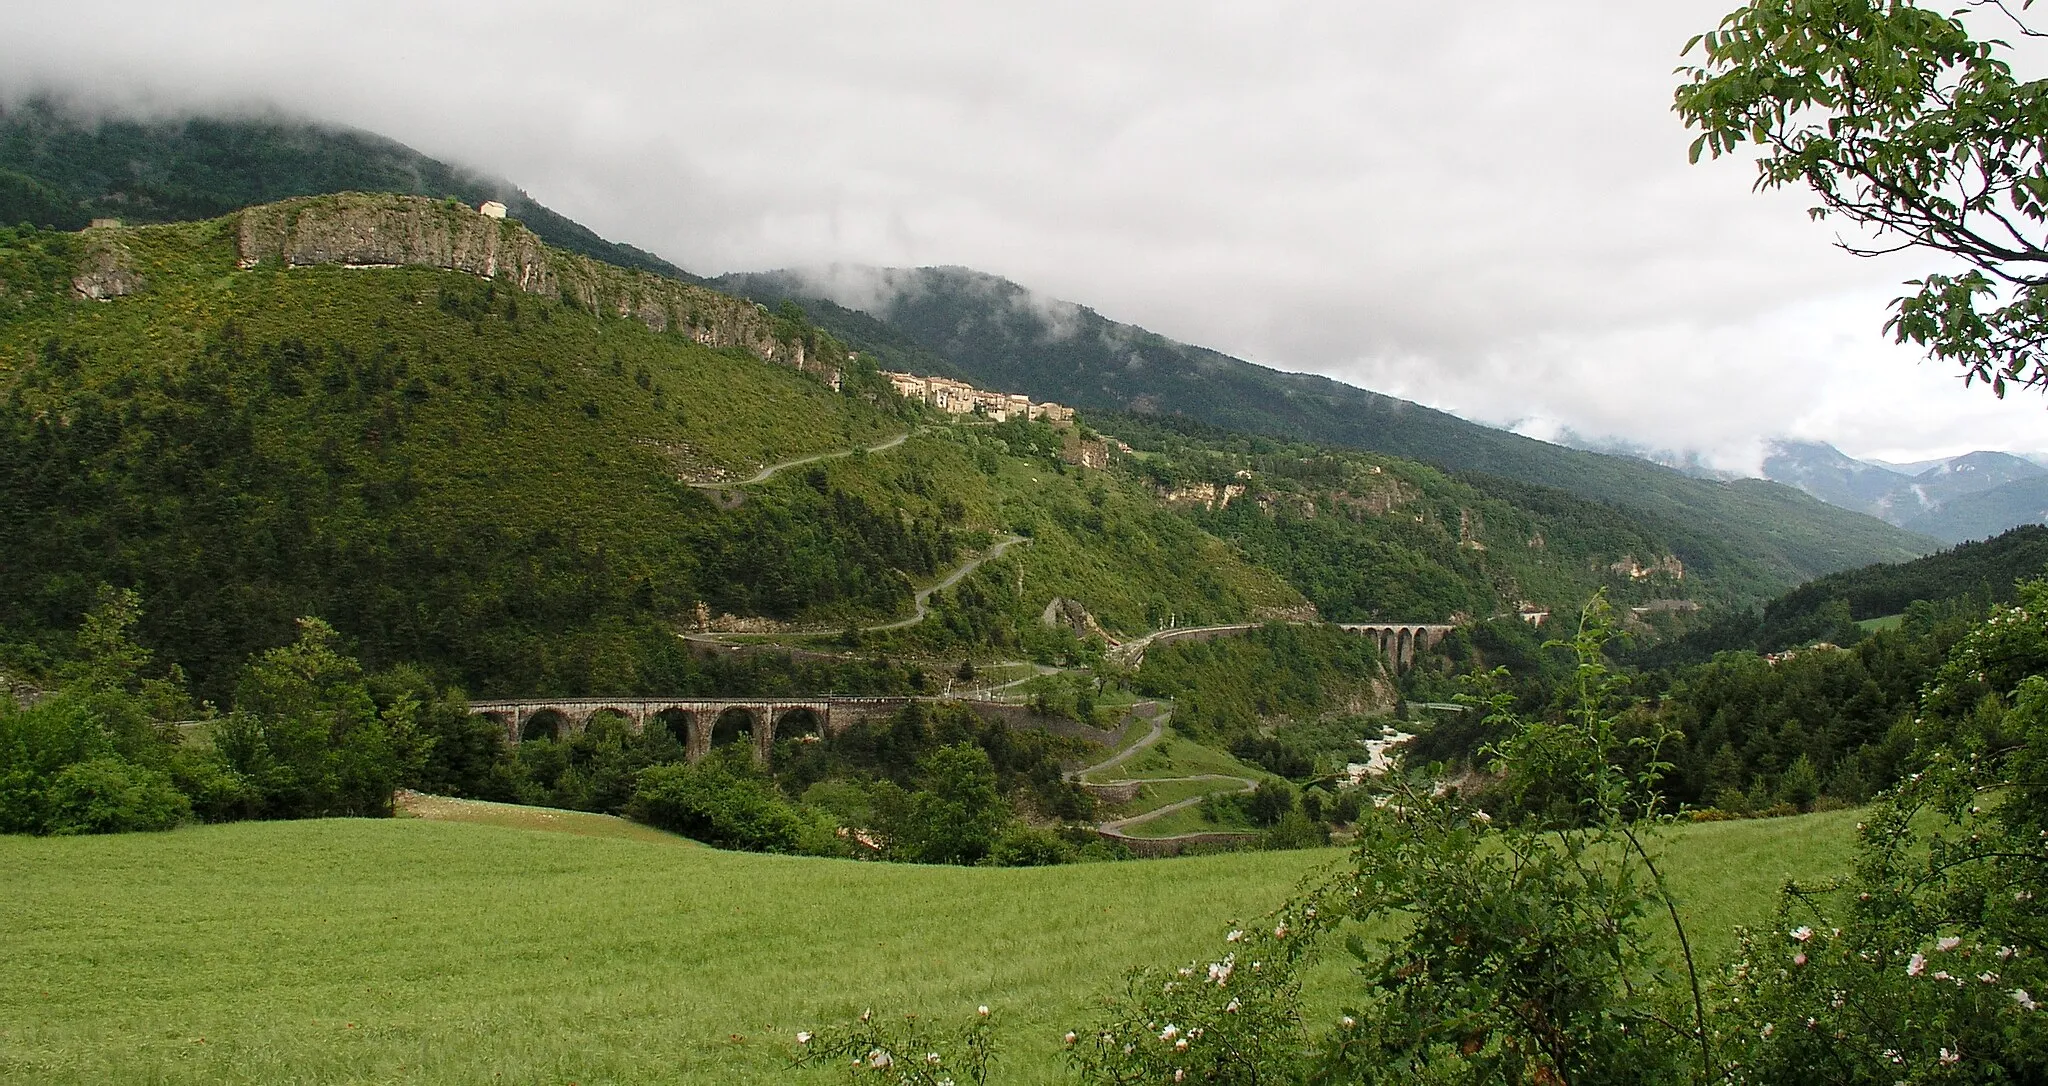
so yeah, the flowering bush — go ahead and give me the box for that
[1716,587,2048,1083]
[1066,901,1334,1085]
[791,1005,996,1086]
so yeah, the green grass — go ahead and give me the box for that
[0,810,1859,1085]
[1107,778,1227,818]
[1857,613,1905,633]
[1120,798,1257,839]
[395,791,691,845]
[1108,730,1274,783]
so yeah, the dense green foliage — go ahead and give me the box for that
[0,589,473,835]
[720,267,1937,602]
[0,98,694,281]
[562,700,1102,865]
[628,751,818,854]
[1645,604,1980,814]
[1104,413,1709,617]
[1,588,1101,868]
[1646,524,2048,663]
[1404,528,2048,818]
[1134,623,1386,744]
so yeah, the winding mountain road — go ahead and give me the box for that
[681,426,1031,639]
[865,534,1030,632]
[1069,703,1260,841]
[682,532,1031,649]
[689,429,912,490]
[1095,775,1258,836]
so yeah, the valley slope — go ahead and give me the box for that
[0,198,1307,698]
[715,265,1938,597]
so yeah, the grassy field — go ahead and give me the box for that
[1123,800,1252,839]
[1857,613,1906,633]
[0,810,1860,1085]
[394,791,690,845]
[1099,731,1273,783]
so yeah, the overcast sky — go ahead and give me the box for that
[4,1,2042,467]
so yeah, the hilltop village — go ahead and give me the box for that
[883,370,1073,423]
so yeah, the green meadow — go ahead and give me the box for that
[1,810,1859,1085]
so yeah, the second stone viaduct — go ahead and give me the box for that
[1122,622,1455,669]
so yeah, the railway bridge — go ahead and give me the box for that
[466,696,911,765]
[1120,622,1455,668]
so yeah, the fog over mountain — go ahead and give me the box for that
[1,1,2044,466]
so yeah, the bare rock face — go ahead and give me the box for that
[233,193,838,383]
[237,193,551,282]
[1040,596,1120,644]
[71,230,144,300]
[1607,553,1686,581]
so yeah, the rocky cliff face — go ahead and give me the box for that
[232,193,838,382]
[69,228,145,301]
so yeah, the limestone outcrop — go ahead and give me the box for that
[70,228,144,301]
[233,193,838,383]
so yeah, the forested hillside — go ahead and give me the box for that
[0,203,1302,699]
[1640,524,2048,663]
[1405,525,2048,818]
[719,266,1939,598]
[1095,413,1703,618]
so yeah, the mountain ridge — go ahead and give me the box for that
[714,263,1938,596]
[0,98,699,284]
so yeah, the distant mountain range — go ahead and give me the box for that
[1761,440,2048,543]
[0,102,1942,601]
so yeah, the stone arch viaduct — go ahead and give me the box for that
[1122,622,1454,669]
[1338,623,1456,668]
[473,623,1456,764]
[467,696,912,765]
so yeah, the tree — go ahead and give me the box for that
[1677,0,2048,397]
[881,743,1008,865]
[218,617,423,818]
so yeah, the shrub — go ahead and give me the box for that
[1242,779,1295,826]
[877,743,1009,864]
[167,748,262,823]
[628,757,807,853]
[1260,808,1328,850]
[989,824,1073,866]
[219,618,424,818]
[0,697,108,833]
[44,757,190,834]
